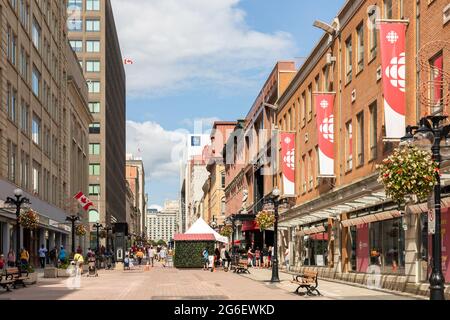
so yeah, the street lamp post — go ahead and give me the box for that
[270,187,281,283]
[104,226,112,252]
[401,115,450,300]
[93,222,103,255]
[5,189,30,267]
[66,215,80,254]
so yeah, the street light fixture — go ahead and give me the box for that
[93,222,103,255]
[402,115,450,300]
[5,189,30,267]
[66,215,80,254]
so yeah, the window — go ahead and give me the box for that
[302,155,307,193]
[301,92,306,127]
[19,0,30,30]
[315,146,320,186]
[68,18,82,31]
[88,80,100,93]
[221,171,225,188]
[86,19,100,32]
[89,143,100,155]
[191,136,201,146]
[357,112,365,166]
[32,114,41,145]
[356,22,364,73]
[21,101,29,134]
[369,102,378,160]
[69,40,82,52]
[308,151,314,190]
[384,0,393,19]
[20,152,29,190]
[89,210,100,223]
[89,164,100,176]
[32,18,41,49]
[346,121,353,171]
[430,52,444,114]
[89,184,100,196]
[32,66,40,97]
[346,37,353,83]
[7,84,17,123]
[322,65,330,92]
[89,102,100,113]
[89,123,100,134]
[86,40,100,52]
[368,8,377,60]
[68,0,82,10]
[307,84,313,121]
[32,161,41,195]
[86,60,100,72]
[20,47,29,80]
[7,141,17,182]
[86,0,100,11]
[11,33,17,66]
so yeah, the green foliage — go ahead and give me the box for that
[156,239,167,246]
[174,241,215,268]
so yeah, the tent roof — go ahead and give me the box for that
[185,217,228,244]
[174,234,215,241]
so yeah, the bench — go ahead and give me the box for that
[0,274,14,292]
[6,267,29,289]
[290,270,321,296]
[233,259,250,274]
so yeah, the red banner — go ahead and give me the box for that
[315,93,335,176]
[281,132,295,196]
[379,23,406,139]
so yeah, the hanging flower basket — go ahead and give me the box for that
[99,230,107,239]
[255,210,275,231]
[220,225,233,238]
[75,224,87,236]
[18,209,39,229]
[376,145,438,204]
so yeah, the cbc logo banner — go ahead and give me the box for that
[366,264,382,290]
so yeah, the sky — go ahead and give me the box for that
[111,0,344,209]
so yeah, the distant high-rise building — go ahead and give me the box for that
[147,201,179,243]
[67,0,126,242]
[126,154,146,236]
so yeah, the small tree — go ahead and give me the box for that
[157,239,167,247]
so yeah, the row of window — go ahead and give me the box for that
[69,39,100,53]
[68,18,100,32]
[68,0,101,11]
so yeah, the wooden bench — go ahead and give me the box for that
[233,259,250,274]
[0,274,14,292]
[290,270,321,296]
[6,267,29,289]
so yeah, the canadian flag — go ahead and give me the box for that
[74,192,94,211]
[124,58,134,65]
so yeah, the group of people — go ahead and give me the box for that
[0,246,69,270]
[124,245,172,269]
[246,245,275,269]
[202,246,232,271]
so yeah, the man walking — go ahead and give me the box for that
[39,244,48,269]
[159,247,167,267]
[148,246,154,267]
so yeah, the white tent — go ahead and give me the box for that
[185,217,228,244]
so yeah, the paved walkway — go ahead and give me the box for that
[0,262,425,300]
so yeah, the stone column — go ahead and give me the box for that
[49,231,55,249]
[2,223,10,255]
[404,210,420,283]
[341,213,350,273]
[39,228,46,247]
[333,217,342,273]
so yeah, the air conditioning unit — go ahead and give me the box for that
[376,66,382,81]
[351,89,356,103]
[305,133,309,143]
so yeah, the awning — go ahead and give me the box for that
[341,210,403,227]
[174,233,216,241]
[242,220,259,232]
[406,197,450,214]
[296,225,326,236]
[310,232,328,241]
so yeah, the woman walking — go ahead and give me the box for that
[255,247,261,268]
[247,247,254,267]
[7,249,16,267]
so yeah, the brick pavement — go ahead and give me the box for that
[0,262,424,300]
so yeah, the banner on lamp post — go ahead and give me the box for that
[379,22,407,139]
[280,132,295,197]
[314,93,335,177]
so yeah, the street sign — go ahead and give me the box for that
[428,209,436,235]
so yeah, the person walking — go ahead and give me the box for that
[136,249,144,265]
[202,248,209,271]
[284,247,290,271]
[247,247,254,267]
[159,247,167,267]
[20,248,29,269]
[39,244,48,268]
[268,246,272,268]
[73,251,84,271]
[76,246,82,254]
[0,254,5,270]
[255,247,261,268]
[49,247,57,267]
[7,249,16,267]
[220,246,226,268]
[148,246,154,267]
[58,246,67,265]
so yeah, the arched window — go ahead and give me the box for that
[89,209,99,223]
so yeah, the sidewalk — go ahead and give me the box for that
[238,267,426,300]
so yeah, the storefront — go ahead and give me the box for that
[297,221,329,267]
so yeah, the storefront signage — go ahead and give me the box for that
[428,209,436,235]
[315,255,325,266]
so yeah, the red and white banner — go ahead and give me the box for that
[281,132,295,196]
[74,192,94,211]
[379,22,407,139]
[315,93,335,176]
[124,58,134,65]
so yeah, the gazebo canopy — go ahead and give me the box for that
[185,217,228,244]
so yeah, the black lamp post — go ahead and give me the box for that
[268,187,282,283]
[5,189,30,267]
[93,222,103,255]
[104,226,112,252]
[401,115,450,300]
[66,215,80,254]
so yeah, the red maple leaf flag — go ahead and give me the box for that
[124,58,134,65]
[74,192,94,211]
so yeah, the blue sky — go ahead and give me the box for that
[113,0,344,208]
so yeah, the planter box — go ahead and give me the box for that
[24,272,38,285]
[44,268,57,278]
[57,269,70,278]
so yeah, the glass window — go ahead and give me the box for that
[7,141,17,182]
[86,19,100,32]
[356,22,364,73]
[89,184,100,196]
[307,84,313,121]
[88,80,100,93]
[69,40,82,52]
[86,0,100,11]
[89,164,100,176]
[89,102,100,113]
[67,0,82,10]
[32,18,41,49]
[89,210,100,223]
[369,102,377,160]
[68,18,82,32]
[86,60,100,72]
[86,40,100,52]
[384,0,393,19]
[357,112,364,166]
[32,161,41,195]
[346,37,353,83]
[430,52,444,114]
[89,143,100,155]
[368,8,377,60]
[32,66,40,97]
[346,121,353,171]
[32,114,41,145]
[89,123,100,134]
[21,102,29,134]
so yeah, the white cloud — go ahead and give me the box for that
[148,204,163,212]
[126,120,187,181]
[111,0,296,97]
